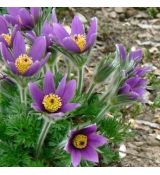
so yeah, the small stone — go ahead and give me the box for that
[109,11,117,19]
[134,142,144,147]
[135,12,149,19]
[114,7,124,14]
[146,136,160,146]
[119,14,125,21]
[125,9,137,18]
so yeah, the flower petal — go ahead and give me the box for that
[7,61,18,74]
[29,36,46,61]
[71,16,84,35]
[23,61,41,76]
[13,31,25,58]
[43,71,55,95]
[71,149,81,167]
[80,124,97,135]
[61,80,76,104]
[4,14,18,26]
[18,8,34,29]
[40,52,51,67]
[7,7,21,16]
[81,145,98,163]
[60,103,80,113]
[129,49,142,62]
[30,7,41,23]
[55,74,67,97]
[116,44,126,61]
[0,43,14,62]
[31,103,44,112]
[0,16,9,34]
[53,23,69,44]
[88,134,107,148]
[28,82,44,108]
[51,8,58,23]
[62,37,80,52]
[86,17,97,45]
[11,25,20,44]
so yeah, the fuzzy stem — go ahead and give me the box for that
[77,67,84,94]
[18,84,27,105]
[36,119,52,158]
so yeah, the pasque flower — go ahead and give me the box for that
[118,76,147,101]
[0,16,18,47]
[5,7,41,30]
[0,31,50,76]
[27,8,57,50]
[29,71,80,118]
[65,124,107,167]
[53,15,97,53]
[116,44,142,62]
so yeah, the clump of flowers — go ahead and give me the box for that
[0,8,151,167]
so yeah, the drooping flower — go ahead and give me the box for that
[27,8,57,50]
[116,44,142,63]
[28,71,80,118]
[0,16,19,47]
[5,7,41,30]
[53,16,97,53]
[0,31,50,76]
[118,76,147,101]
[65,124,107,167]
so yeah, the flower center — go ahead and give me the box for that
[72,34,86,52]
[2,33,12,46]
[42,93,62,112]
[73,134,88,149]
[15,54,33,74]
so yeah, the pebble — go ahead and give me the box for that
[109,11,117,19]
[125,9,137,18]
[146,136,160,146]
[134,142,144,147]
[114,7,124,14]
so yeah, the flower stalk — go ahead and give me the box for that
[77,66,84,94]
[36,118,52,158]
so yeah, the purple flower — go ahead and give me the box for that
[27,8,57,50]
[118,76,147,101]
[0,31,50,76]
[116,44,142,62]
[65,124,107,167]
[28,71,80,118]
[5,7,41,30]
[0,16,19,47]
[133,66,151,77]
[53,16,97,53]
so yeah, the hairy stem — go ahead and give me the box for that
[18,84,27,105]
[77,67,84,94]
[36,119,52,158]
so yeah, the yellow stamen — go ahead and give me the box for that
[2,33,12,46]
[72,34,86,52]
[15,54,33,74]
[73,134,88,149]
[42,93,62,112]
